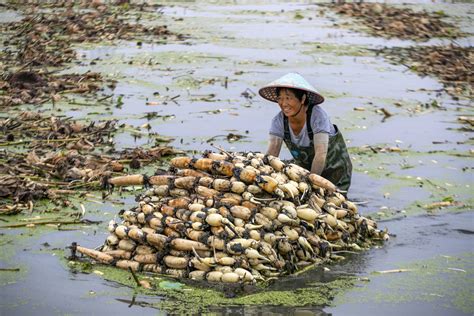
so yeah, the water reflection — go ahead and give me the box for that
[208,305,330,316]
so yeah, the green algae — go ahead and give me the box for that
[294,12,305,20]
[302,43,372,57]
[367,181,472,220]
[0,231,35,286]
[334,253,474,314]
[0,193,138,266]
[232,277,355,306]
[0,232,54,288]
[350,145,474,160]
[347,144,473,220]
[137,51,227,65]
[174,76,226,90]
[65,258,357,313]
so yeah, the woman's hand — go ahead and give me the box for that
[311,133,329,175]
[266,135,283,157]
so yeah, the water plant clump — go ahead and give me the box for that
[380,45,473,100]
[0,111,181,216]
[326,3,465,41]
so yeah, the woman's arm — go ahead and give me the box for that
[311,132,329,175]
[266,135,283,157]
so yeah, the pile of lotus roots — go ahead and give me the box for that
[75,151,388,284]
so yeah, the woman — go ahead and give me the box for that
[259,72,352,192]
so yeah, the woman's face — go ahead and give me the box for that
[277,89,305,117]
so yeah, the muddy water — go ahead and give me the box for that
[1,1,473,315]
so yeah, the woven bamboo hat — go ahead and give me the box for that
[258,72,324,105]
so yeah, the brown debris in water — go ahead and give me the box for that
[0,71,104,106]
[120,146,181,161]
[9,0,166,13]
[0,111,117,148]
[327,3,464,41]
[379,45,473,99]
[0,112,181,208]
[0,1,182,105]
[2,1,179,68]
[0,175,49,204]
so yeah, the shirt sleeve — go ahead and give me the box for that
[269,112,284,139]
[311,106,333,135]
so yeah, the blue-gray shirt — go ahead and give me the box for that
[269,105,335,146]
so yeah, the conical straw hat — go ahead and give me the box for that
[259,73,324,105]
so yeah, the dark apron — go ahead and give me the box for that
[283,106,352,191]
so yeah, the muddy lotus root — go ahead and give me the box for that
[76,151,388,284]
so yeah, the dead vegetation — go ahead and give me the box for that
[327,3,465,41]
[0,2,185,214]
[322,3,472,99]
[0,111,181,211]
[379,45,473,99]
[0,71,105,106]
[0,0,183,106]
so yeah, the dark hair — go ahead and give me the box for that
[275,87,308,105]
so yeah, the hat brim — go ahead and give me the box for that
[259,85,325,106]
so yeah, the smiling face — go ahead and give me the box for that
[277,88,306,117]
